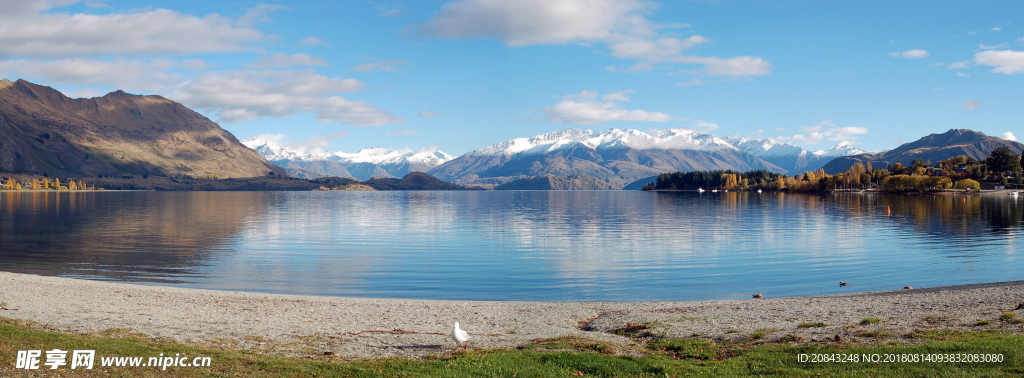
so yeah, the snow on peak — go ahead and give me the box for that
[725,137,866,159]
[724,137,804,158]
[811,142,867,157]
[241,136,454,166]
[469,127,737,157]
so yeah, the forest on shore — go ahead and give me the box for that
[644,147,1023,193]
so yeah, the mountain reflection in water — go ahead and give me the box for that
[1,190,1021,301]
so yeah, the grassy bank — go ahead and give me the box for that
[1,317,1021,377]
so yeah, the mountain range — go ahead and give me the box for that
[723,137,866,174]
[822,129,1024,173]
[242,137,453,180]
[0,79,284,178]
[245,127,868,188]
[424,128,863,189]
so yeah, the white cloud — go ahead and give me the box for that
[979,43,1008,50]
[676,78,705,86]
[1003,132,1018,141]
[956,72,970,77]
[602,90,633,102]
[774,120,868,145]
[608,35,709,61]
[249,53,328,69]
[0,58,185,91]
[774,127,786,131]
[419,111,439,117]
[890,49,929,59]
[0,5,267,58]
[974,49,1024,74]
[541,90,672,125]
[961,99,982,110]
[234,3,288,28]
[169,69,402,126]
[992,27,1002,32]
[693,120,718,131]
[946,61,970,69]
[421,0,653,46]
[675,55,772,76]
[297,36,328,46]
[291,132,349,153]
[420,0,770,77]
[380,9,401,17]
[350,57,411,73]
[386,129,419,135]
[967,30,979,36]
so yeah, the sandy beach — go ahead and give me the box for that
[2,271,1023,359]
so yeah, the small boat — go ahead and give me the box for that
[698,188,705,193]
[1009,191,1019,197]
[711,189,718,193]
[757,189,762,193]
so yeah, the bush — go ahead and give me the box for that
[881,175,925,192]
[955,179,981,192]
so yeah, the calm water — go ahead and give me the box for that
[1,190,1022,301]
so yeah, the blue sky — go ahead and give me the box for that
[0,0,1021,156]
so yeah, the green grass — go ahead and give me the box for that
[797,322,827,328]
[4,317,1024,377]
[860,317,882,325]
[1000,312,1024,324]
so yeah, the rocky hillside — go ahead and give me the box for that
[0,79,285,178]
[494,174,617,190]
[822,129,1024,173]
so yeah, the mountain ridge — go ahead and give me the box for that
[822,129,1023,173]
[425,127,864,188]
[0,78,285,178]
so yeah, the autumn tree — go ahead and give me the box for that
[955,179,981,192]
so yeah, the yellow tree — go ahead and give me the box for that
[68,180,78,190]
[54,178,61,190]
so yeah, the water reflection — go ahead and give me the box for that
[1,191,266,282]
[1,190,1021,301]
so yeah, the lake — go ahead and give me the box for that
[1,190,1022,301]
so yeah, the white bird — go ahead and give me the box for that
[451,322,471,349]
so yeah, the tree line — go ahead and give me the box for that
[1,177,102,191]
[645,146,1023,193]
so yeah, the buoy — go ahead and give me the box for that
[963,198,966,203]
[887,206,891,216]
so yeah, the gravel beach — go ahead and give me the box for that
[2,271,1023,359]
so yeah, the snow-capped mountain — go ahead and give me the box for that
[469,128,738,157]
[810,141,867,158]
[724,137,867,173]
[242,137,454,180]
[427,128,786,188]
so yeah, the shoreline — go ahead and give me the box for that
[3,272,1024,359]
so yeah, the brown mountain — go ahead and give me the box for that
[822,129,1024,173]
[363,172,476,190]
[0,79,286,178]
[494,174,617,190]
